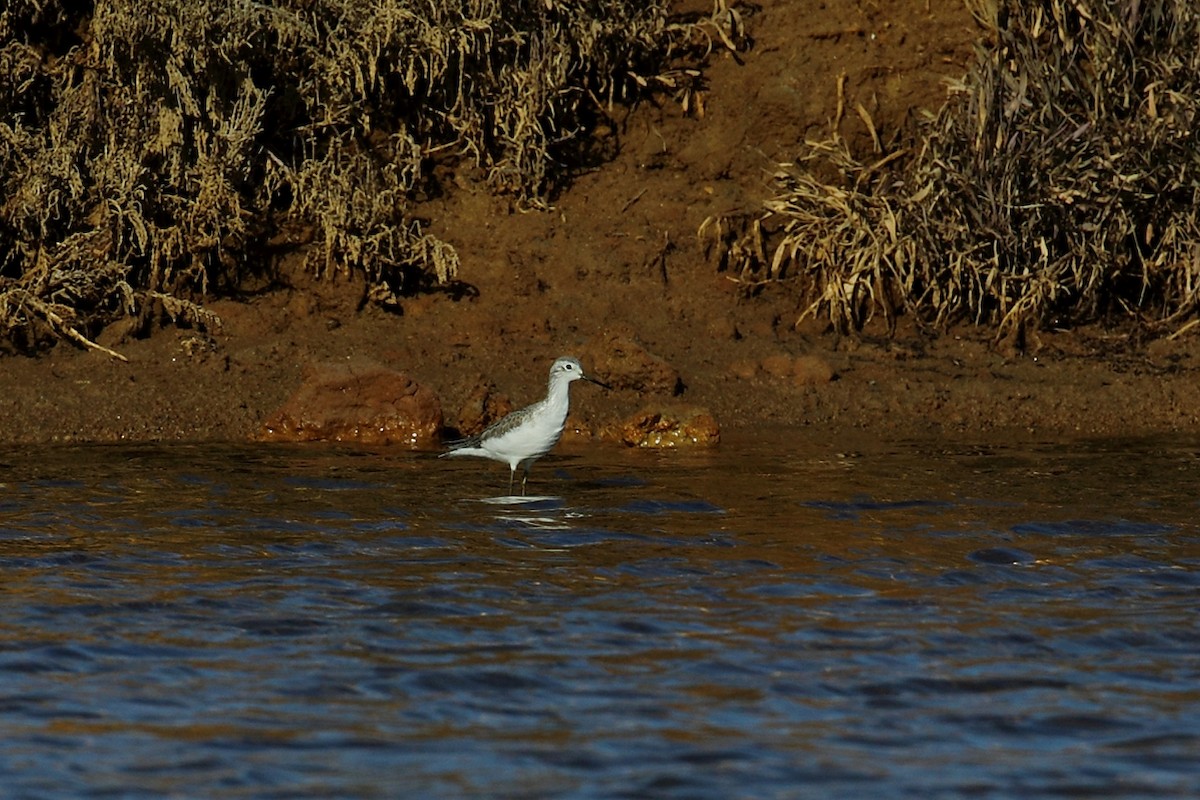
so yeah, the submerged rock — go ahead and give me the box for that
[604,405,720,448]
[258,361,442,446]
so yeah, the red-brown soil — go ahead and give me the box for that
[3,1,1199,445]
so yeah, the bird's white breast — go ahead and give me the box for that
[480,397,567,467]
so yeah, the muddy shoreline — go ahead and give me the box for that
[3,306,1196,446]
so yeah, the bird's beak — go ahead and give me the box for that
[583,373,612,390]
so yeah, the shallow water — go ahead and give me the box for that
[1,433,1198,798]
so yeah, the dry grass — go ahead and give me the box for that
[1,0,730,355]
[705,0,1200,339]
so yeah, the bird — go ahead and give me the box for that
[441,356,610,495]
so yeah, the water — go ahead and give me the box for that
[1,433,1198,799]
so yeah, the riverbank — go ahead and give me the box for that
[2,1,1197,445]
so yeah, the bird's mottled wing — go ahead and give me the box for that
[475,402,537,442]
[441,401,537,455]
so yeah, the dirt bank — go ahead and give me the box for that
[2,1,1198,445]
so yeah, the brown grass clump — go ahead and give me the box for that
[706,0,1200,339]
[1,1,732,356]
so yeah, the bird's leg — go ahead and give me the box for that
[521,467,530,496]
[508,468,515,496]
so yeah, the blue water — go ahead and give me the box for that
[0,435,1198,798]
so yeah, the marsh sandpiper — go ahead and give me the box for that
[441,356,610,495]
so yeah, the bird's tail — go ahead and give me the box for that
[439,438,483,458]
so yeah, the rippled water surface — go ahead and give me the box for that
[1,433,1198,798]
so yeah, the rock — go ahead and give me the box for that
[759,352,836,385]
[454,381,513,436]
[582,333,682,394]
[258,361,442,446]
[604,404,720,448]
[561,414,597,443]
[707,315,741,341]
[792,354,836,385]
[729,359,759,380]
[760,353,795,378]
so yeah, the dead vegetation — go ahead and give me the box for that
[0,0,737,356]
[704,0,1200,340]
